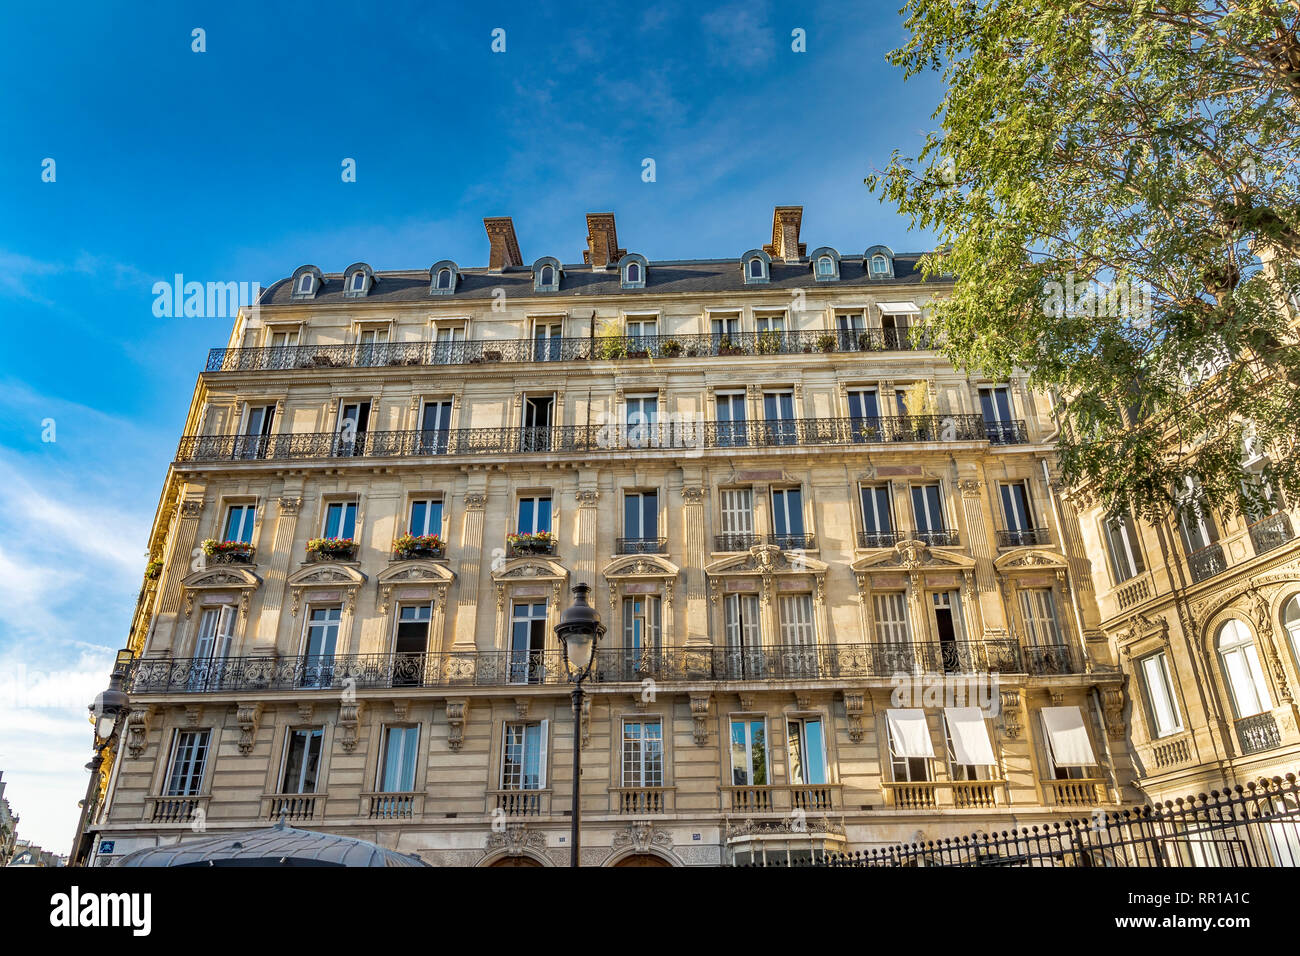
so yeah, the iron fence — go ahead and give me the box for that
[739,774,1300,867]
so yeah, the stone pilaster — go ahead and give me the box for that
[455,491,488,647]
[252,493,303,655]
[153,495,205,655]
[682,483,708,644]
[575,488,599,589]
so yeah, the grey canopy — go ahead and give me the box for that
[112,819,428,867]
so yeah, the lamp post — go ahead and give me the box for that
[71,648,133,866]
[553,583,605,867]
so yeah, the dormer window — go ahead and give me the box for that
[741,249,771,285]
[865,245,895,280]
[290,265,323,300]
[532,257,562,293]
[618,253,647,290]
[342,262,375,299]
[350,271,366,291]
[428,260,460,296]
[810,247,841,282]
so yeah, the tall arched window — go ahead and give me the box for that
[1217,618,1273,718]
[437,269,452,290]
[1284,595,1300,668]
[541,265,554,286]
[749,258,763,278]
[626,262,640,283]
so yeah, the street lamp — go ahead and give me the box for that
[554,583,605,867]
[71,648,133,866]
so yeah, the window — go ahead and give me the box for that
[746,257,766,282]
[521,395,554,451]
[419,400,452,454]
[836,311,866,350]
[622,596,661,670]
[626,316,656,339]
[322,501,357,539]
[931,591,967,661]
[809,248,840,281]
[911,484,947,539]
[873,592,910,643]
[625,394,658,446]
[979,385,1012,424]
[886,709,934,782]
[880,313,911,348]
[510,602,548,684]
[715,390,748,447]
[778,594,816,647]
[848,387,881,440]
[1140,652,1182,737]
[1218,619,1272,718]
[222,504,256,544]
[1040,706,1097,779]
[433,324,464,355]
[189,604,235,689]
[351,271,366,292]
[724,594,762,656]
[533,321,562,362]
[817,256,834,276]
[280,728,323,794]
[623,491,658,544]
[1103,512,1145,583]
[240,404,275,459]
[408,498,443,537]
[730,718,767,786]
[719,487,754,547]
[378,726,419,792]
[1020,588,1062,646]
[626,262,640,283]
[541,265,554,286]
[622,719,664,787]
[711,314,741,340]
[1285,596,1300,668]
[501,722,547,790]
[393,604,432,675]
[860,484,894,546]
[1177,477,1219,554]
[1000,482,1035,541]
[335,401,370,456]
[516,496,552,535]
[295,273,314,295]
[871,255,889,275]
[770,487,805,545]
[301,605,341,688]
[436,268,452,290]
[165,730,211,796]
[787,717,827,785]
[943,708,997,781]
[267,329,299,349]
[763,389,795,445]
[755,313,785,333]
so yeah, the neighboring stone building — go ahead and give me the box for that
[85,207,1134,867]
[0,772,17,866]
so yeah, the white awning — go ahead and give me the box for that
[944,707,997,766]
[876,300,921,314]
[886,708,936,759]
[1040,706,1097,768]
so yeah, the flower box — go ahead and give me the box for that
[393,533,444,559]
[507,531,556,555]
[306,537,357,560]
[201,539,256,563]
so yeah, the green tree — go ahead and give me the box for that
[868,1,1300,522]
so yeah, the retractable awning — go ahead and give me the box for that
[886,708,936,759]
[1040,705,1097,767]
[943,707,997,766]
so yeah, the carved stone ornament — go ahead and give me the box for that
[286,563,366,616]
[999,690,1021,739]
[126,707,154,757]
[581,695,592,749]
[681,487,705,505]
[180,499,204,518]
[957,478,982,498]
[486,823,547,857]
[575,490,600,505]
[610,822,673,854]
[842,692,866,742]
[236,702,264,755]
[183,704,203,727]
[338,700,365,753]
[278,496,303,516]
[689,693,711,745]
[463,493,488,511]
[1101,688,1125,741]
[446,699,469,752]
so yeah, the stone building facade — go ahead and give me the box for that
[87,207,1134,866]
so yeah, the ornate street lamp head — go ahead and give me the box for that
[554,583,605,683]
[89,649,133,744]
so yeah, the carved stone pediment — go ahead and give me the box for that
[852,540,976,573]
[492,558,568,582]
[181,566,261,617]
[704,544,829,577]
[603,554,680,579]
[376,560,454,614]
[286,563,367,616]
[993,549,1068,573]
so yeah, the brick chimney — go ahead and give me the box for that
[484,217,523,271]
[583,212,626,269]
[763,205,805,261]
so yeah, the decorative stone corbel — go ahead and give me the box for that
[514,698,531,720]
[795,691,813,710]
[236,702,264,755]
[278,496,302,516]
[338,700,365,754]
[1101,688,1126,741]
[999,690,1022,739]
[1049,689,1065,706]
[688,693,711,746]
[183,704,203,727]
[842,692,866,743]
[126,707,155,757]
[446,699,469,752]
[738,693,755,712]
[297,702,315,723]
[393,699,410,721]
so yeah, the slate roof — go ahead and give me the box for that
[260,255,947,307]
[112,820,429,867]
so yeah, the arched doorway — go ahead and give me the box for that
[612,853,671,867]
[489,855,543,867]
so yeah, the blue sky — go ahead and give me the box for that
[0,0,942,852]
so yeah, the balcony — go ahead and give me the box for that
[173,414,1005,465]
[611,787,675,814]
[364,792,422,820]
[722,784,842,813]
[767,532,815,550]
[1235,712,1282,755]
[263,793,321,822]
[913,530,960,547]
[204,328,931,375]
[1022,642,1085,675]
[491,789,549,817]
[390,535,444,561]
[616,537,668,555]
[126,641,1030,694]
[882,780,1003,809]
[506,534,557,558]
[147,794,208,824]
[857,531,904,549]
[1186,542,1228,583]
[985,420,1030,445]
[1248,512,1294,557]
[996,527,1051,548]
[1115,576,1150,611]
[1044,779,1107,807]
[714,532,760,552]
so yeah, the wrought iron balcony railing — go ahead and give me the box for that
[1186,542,1228,583]
[714,532,760,552]
[996,527,1051,548]
[616,537,668,554]
[174,415,1008,464]
[1235,712,1282,755]
[912,529,960,547]
[767,532,815,550]
[985,420,1030,445]
[857,531,904,549]
[1248,512,1294,557]
[1022,642,1085,675]
[126,640,1030,694]
[204,328,933,374]
[506,537,557,557]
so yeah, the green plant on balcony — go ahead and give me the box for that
[144,558,163,580]
[306,537,357,559]
[815,333,836,352]
[393,533,443,558]
[200,539,256,561]
[507,531,556,554]
[756,331,782,355]
[717,335,743,356]
[660,338,683,357]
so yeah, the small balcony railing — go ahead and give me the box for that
[129,641,1033,694]
[264,793,321,822]
[1248,512,1294,557]
[1045,779,1107,807]
[203,328,931,375]
[1186,542,1228,583]
[506,536,557,557]
[611,787,674,814]
[1236,712,1282,755]
[883,780,1004,809]
[206,547,256,565]
[985,420,1029,445]
[857,531,903,549]
[173,414,1006,465]
[714,532,760,552]
[492,789,548,817]
[364,792,422,820]
[767,532,815,550]
[722,784,842,813]
[1022,642,1085,675]
[616,537,668,554]
[913,529,960,547]
[996,527,1051,548]
[148,794,208,824]
[390,540,445,561]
